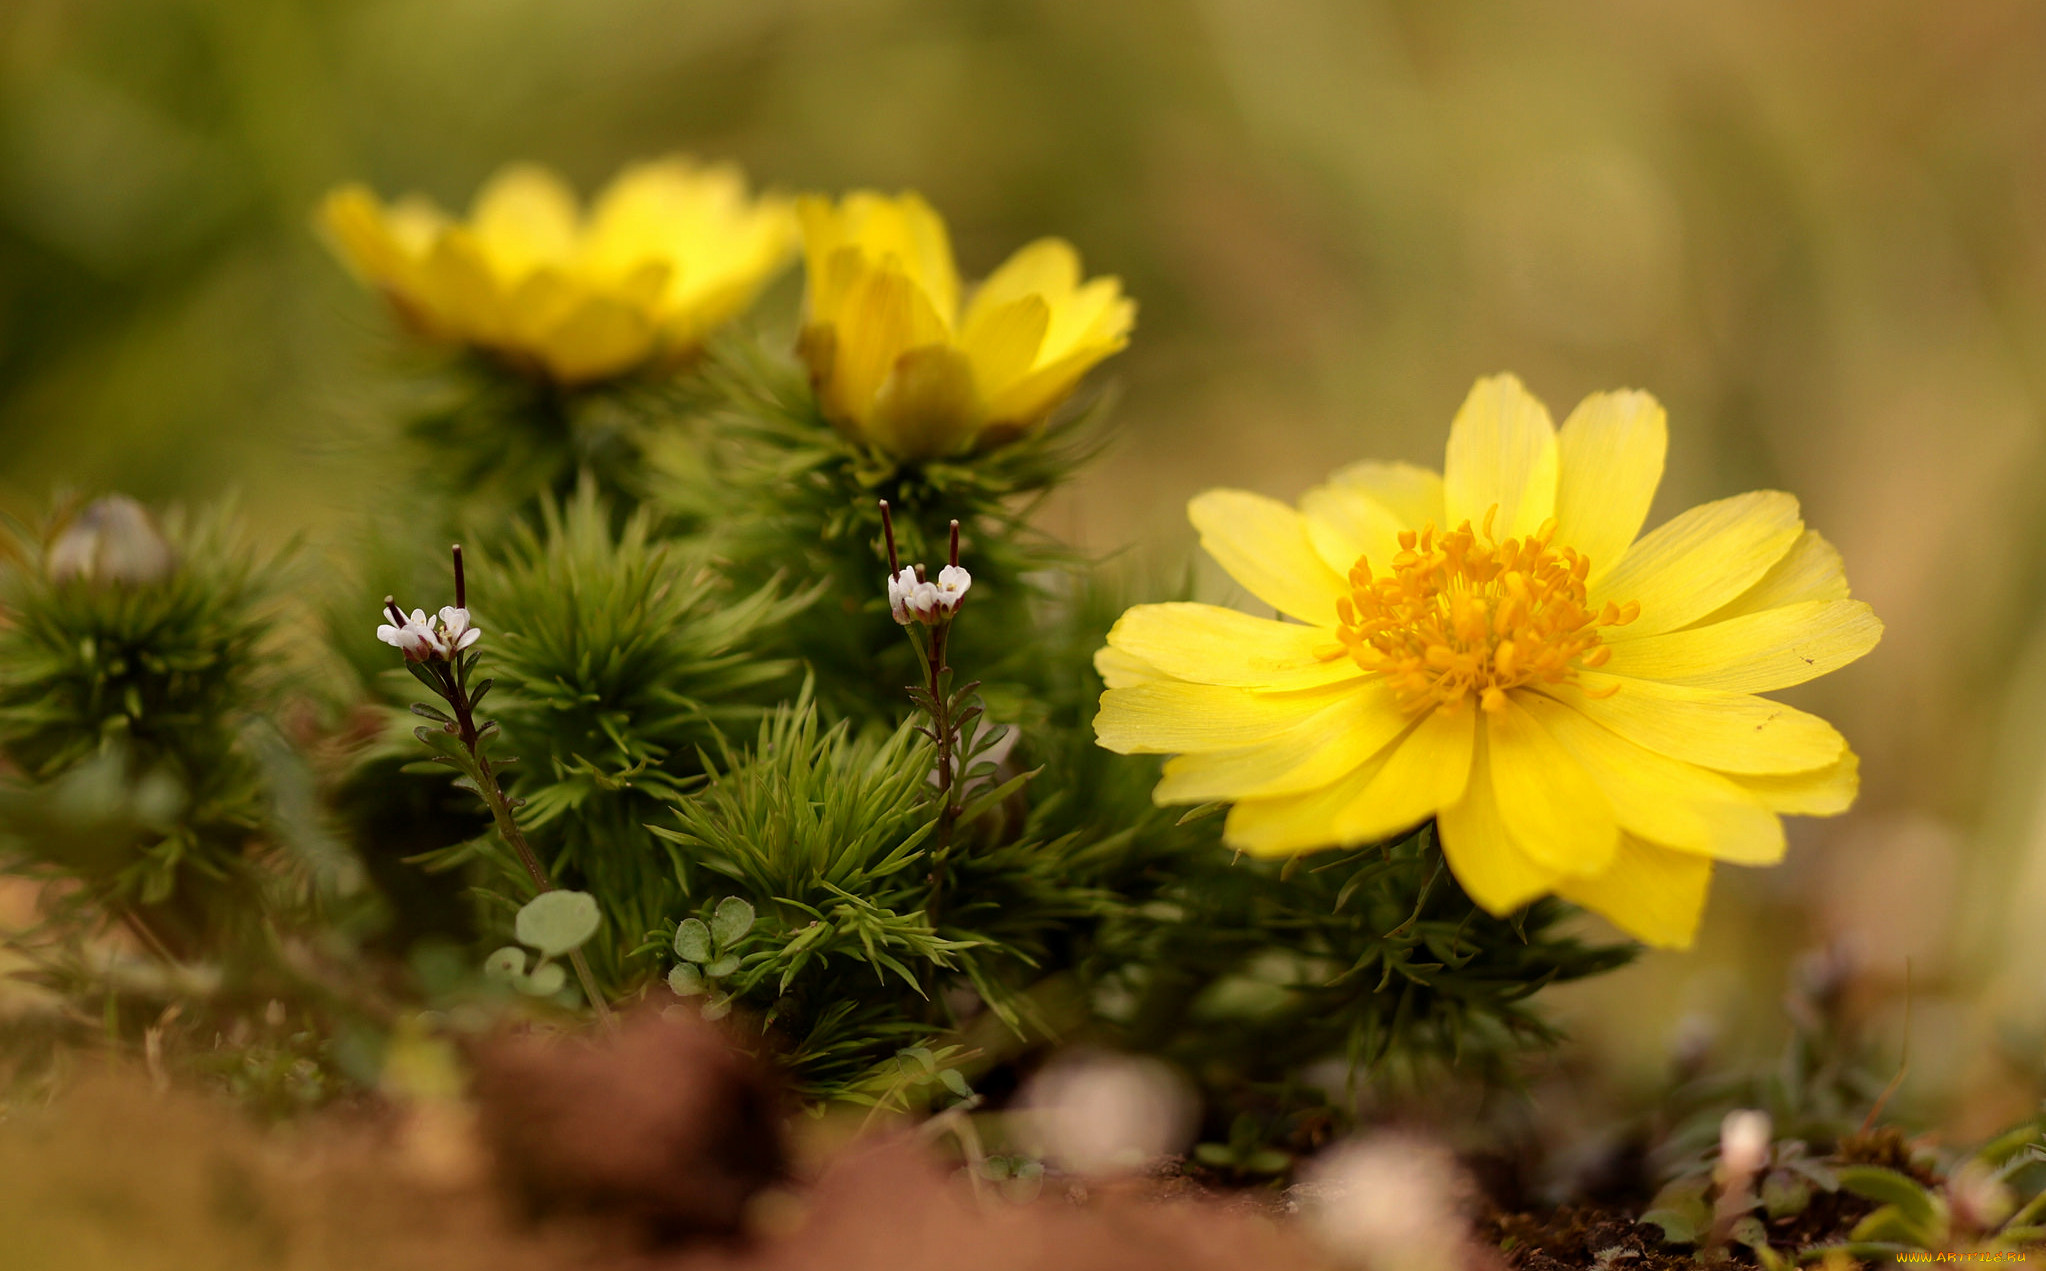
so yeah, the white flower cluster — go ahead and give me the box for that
[377,604,481,663]
[887,565,971,625]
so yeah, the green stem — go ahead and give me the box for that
[438,661,614,1031]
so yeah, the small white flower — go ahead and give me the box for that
[438,606,482,653]
[932,564,972,613]
[377,602,480,662]
[887,567,922,624]
[886,564,973,625]
[377,606,441,662]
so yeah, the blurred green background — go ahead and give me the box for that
[4,0,2045,1125]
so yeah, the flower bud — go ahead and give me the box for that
[47,496,175,585]
[1719,1109,1771,1179]
[1299,1133,1470,1271]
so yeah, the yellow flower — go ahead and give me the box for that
[319,158,795,385]
[796,192,1135,461]
[1094,375,1880,948]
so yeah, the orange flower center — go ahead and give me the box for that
[1332,507,1638,715]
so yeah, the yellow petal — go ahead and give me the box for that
[1297,482,1409,578]
[958,294,1050,399]
[1553,390,1666,582]
[1728,748,1859,816]
[1096,679,1362,755]
[869,344,982,459]
[1699,530,1851,623]
[891,192,961,323]
[964,238,1079,329]
[1442,374,1559,539]
[1222,760,1381,857]
[1155,680,1409,801]
[1599,600,1882,693]
[318,185,415,285]
[536,294,656,384]
[1331,702,1477,843]
[812,255,951,429]
[1555,837,1712,949]
[470,163,581,281]
[1187,490,1349,625]
[1325,461,1444,532]
[980,339,1126,426]
[416,228,508,342]
[1093,645,1167,689]
[1437,724,1561,914]
[1045,275,1137,359]
[1518,693,1785,864]
[1592,491,1803,637]
[1545,672,1846,774]
[1483,696,1618,876]
[503,267,585,346]
[1105,602,1361,690]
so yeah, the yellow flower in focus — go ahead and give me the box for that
[319,158,795,385]
[1093,375,1881,948]
[796,192,1135,461]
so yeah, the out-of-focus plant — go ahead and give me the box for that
[0,497,353,959]
[323,159,794,387]
[321,158,795,518]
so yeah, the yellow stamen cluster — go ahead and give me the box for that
[1332,508,1639,715]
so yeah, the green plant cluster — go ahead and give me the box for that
[0,317,1634,1124]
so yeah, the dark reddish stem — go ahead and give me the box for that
[948,520,959,568]
[452,543,466,609]
[879,500,900,575]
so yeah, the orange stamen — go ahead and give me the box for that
[1333,507,1636,715]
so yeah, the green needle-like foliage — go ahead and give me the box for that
[1101,825,1635,1097]
[423,482,813,987]
[654,693,1128,1099]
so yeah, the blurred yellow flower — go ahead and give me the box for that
[1093,375,1881,948]
[319,158,795,385]
[796,192,1135,461]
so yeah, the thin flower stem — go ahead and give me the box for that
[435,649,614,1030]
[929,622,954,806]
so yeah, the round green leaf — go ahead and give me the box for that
[518,961,567,997]
[483,946,526,981]
[668,964,706,997]
[703,954,741,979]
[700,995,733,1022]
[673,917,712,964]
[710,896,756,948]
[939,1068,973,1099]
[514,891,600,957]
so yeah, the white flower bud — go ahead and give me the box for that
[1018,1052,1196,1177]
[47,496,175,585]
[933,564,972,613]
[1719,1109,1771,1179]
[1299,1134,1470,1271]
